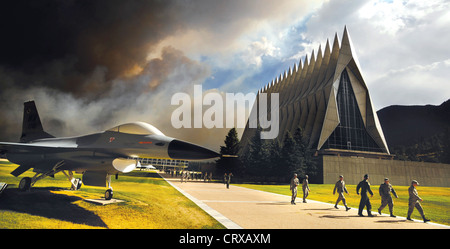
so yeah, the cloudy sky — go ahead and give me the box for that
[0,0,449,150]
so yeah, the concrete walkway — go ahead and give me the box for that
[161,174,448,229]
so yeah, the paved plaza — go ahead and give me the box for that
[161,174,448,229]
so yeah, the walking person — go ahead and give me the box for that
[357,174,374,217]
[333,175,351,211]
[226,173,233,189]
[290,173,299,205]
[302,175,310,203]
[378,178,398,217]
[407,180,430,222]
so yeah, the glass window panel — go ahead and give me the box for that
[324,69,383,152]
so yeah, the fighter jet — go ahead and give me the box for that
[0,101,219,200]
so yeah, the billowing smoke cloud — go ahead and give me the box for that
[0,45,213,144]
[0,0,181,94]
[0,0,320,150]
[0,1,218,146]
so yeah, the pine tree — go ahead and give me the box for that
[293,127,307,157]
[243,126,270,177]
[292,127,307,175]
[280,131,301,177]
[441,127,450,164]
[220,128,240,155]
[267,139,282,177]
[293,127,318,178]
[216,128,242,175]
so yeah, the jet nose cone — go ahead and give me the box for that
[168,139,220,160]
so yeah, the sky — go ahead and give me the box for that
[0,0,449,150]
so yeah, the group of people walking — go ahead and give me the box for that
[290,173,310,204]
[178,170,213,183]
[290,173,431,223]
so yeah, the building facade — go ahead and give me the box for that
[240,27,450,186]
[241,27,389,155]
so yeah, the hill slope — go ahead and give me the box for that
[377,99,450,147]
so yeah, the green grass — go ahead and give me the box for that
[235,182,450,226]
[0,160,224,229]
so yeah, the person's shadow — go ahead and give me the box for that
[375,219,407,223]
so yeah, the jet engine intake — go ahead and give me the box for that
[112,158,140,173]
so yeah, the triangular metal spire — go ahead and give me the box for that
[342,25,362,74]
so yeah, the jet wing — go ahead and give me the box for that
[1,142,79,176]
[0,141,76,154]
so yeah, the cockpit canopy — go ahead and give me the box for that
[106,122,165,136]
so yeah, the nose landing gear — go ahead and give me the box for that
[105,189,113,200]
[105,174,113,200]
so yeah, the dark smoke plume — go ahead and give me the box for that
[0,0,291,148]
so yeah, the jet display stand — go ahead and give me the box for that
[0,182,7,196]
[84,198,125,205]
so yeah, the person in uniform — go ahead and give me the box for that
[290,173,299,205]
[226,173,233,189]
[302,175,310,203]
[357,174,374,217]
[407,180,430,222]
[378,178,398,217]
[333,175,351,211]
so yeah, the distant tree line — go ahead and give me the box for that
[390,126,450,164]
[215,125,450,184]
[216,127,319,183]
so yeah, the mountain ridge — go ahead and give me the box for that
[377,99,450,148]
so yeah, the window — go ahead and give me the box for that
[107,122,165,136]
[324,69,383,152]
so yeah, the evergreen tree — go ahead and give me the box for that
[216,128,242,175]
[292,127,319,178]
[293,127,307,157]
[267,139,282,177]
[280,131,301,177]
[441,127,450,164]
[220,128,240,155]
[243,126,269,177]
[292,127,307,175]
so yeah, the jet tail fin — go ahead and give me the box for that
[20,101,54,142]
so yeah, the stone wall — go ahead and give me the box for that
[322,155,450,187]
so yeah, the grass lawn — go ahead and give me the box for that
[235,182,450,226]
[0,160,224,229]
